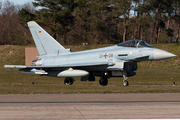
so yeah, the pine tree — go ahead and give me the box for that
[146,0,171,43]
[110,0,132,42]
[33,0,76,44]
[18,8,35,28]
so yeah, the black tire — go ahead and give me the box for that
[64,78,73,85]
[99,77,108,86]
[123,80,129,86]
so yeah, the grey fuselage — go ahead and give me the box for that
[40,45,152,73]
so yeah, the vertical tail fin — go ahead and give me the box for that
[27,21,69,56]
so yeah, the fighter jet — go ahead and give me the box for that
[4,21,176,86]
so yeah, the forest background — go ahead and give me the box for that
[0,0,180,46]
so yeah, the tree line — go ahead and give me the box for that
[0,0,180,45]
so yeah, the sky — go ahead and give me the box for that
[2,0,33,5]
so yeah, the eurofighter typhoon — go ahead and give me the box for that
[4,21,176,86]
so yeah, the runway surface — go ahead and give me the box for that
[0,93,180,119]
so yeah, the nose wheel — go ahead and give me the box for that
[123,80,129,86]
[123,72,129,86]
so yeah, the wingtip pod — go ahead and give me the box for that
[4,65,27,69]
[27,21,37,27]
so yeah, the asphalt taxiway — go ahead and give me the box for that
[0,93,180,119]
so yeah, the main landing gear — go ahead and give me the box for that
[98,71,129,86]
[64,77,74,85]
[99,72,109,86]
[99,77,108,86]
[122,71,129,86]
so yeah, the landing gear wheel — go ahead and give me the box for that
[99,77,108,86]
[123,80,129,86]
[64,77,74,85]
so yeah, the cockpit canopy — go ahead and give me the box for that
[117,40,154,48]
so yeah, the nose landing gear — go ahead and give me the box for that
[123,80,129,86]
[122,71,129,86]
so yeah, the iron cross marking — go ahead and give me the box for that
[99,53,113,58]
[103,53,108,59]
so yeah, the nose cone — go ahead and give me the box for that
[153,49,176,60]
